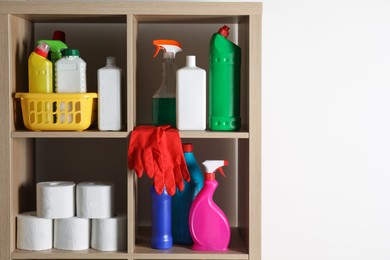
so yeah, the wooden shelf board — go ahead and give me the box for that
[0,2,262,16]
[11,130,249,139]
[11,130,129,138]
[133,227,248,259]
[12,249,128,259]
[179,130,249,139]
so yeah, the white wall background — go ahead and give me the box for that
[262,0,390,259]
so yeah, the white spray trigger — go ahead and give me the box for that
[153,39,182,58]
[202,160,228,175]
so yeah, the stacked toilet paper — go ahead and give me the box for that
[17,181,127,251]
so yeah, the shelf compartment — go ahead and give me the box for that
[135,18,250,132]
[11,138,129,257]
[12,249,128,259]
[10,14,129,133]
[134,227,248,260]
[133,138,249,259]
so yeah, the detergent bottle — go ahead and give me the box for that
[171,143,204,244]
[176,55,206,130]
[28,41,53,93]
[97,56,122,131]
[36,39,67,66]
[189,160,230,251]
[209,25,241,131]
[152,40,182,127]
[151,186,172,249]
[56,49,87,93]
[36,39,67,89]
[52,30,66,43]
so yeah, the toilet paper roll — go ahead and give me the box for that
[54,217,90,250]
[76,182,114,218]
[91,214,127,251]
[17,211,53,250]
[37,181,75,219]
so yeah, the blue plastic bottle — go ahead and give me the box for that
[172,143,204,244]
[151,187,172,249]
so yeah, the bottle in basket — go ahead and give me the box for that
[28,42,53,93]
[55,49,87,93]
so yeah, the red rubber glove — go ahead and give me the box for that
[154,126,190,196]
[128,126,168,178]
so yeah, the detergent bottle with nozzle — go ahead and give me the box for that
[171,143,204,244]
[152,40,182,127]
[209,25,241,131]
[28,41,52,93]
[36,39,67,67]
[37,31,68,90]
[189,160,231,251]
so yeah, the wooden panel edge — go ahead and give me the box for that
[248,14,262,260]
[127,15,136,254]
[0,13,12,260]
[0,2,262,16]
[128,15,137,131]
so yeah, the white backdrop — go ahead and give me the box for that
[263,0,390,259]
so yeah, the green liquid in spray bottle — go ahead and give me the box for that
[152,40,182,127]
[152,97,176,126]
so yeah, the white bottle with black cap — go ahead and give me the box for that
[98,56,122,131]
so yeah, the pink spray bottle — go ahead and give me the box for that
[189,160,230,251]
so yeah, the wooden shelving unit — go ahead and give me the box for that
[0,2,261,260]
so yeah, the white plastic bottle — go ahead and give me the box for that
[176,55,206,130]
[55,48,87,93]
[97,56,122,131]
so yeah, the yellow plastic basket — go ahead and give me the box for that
[15,93,97,131]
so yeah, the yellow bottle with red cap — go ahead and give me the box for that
[152,39,182,127]
[28,42,53,93]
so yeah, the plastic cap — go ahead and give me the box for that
[202,160,228,181]
[186,56,196,67]
[218,25,230,38]
[62,48,79,57]
[35,42,50,58]
[106,56,116,66]
[182,143,193,153]
[153,39,182,58]
[52,31,65,42]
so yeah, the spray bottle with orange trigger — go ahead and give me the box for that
[152,40,182,127]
